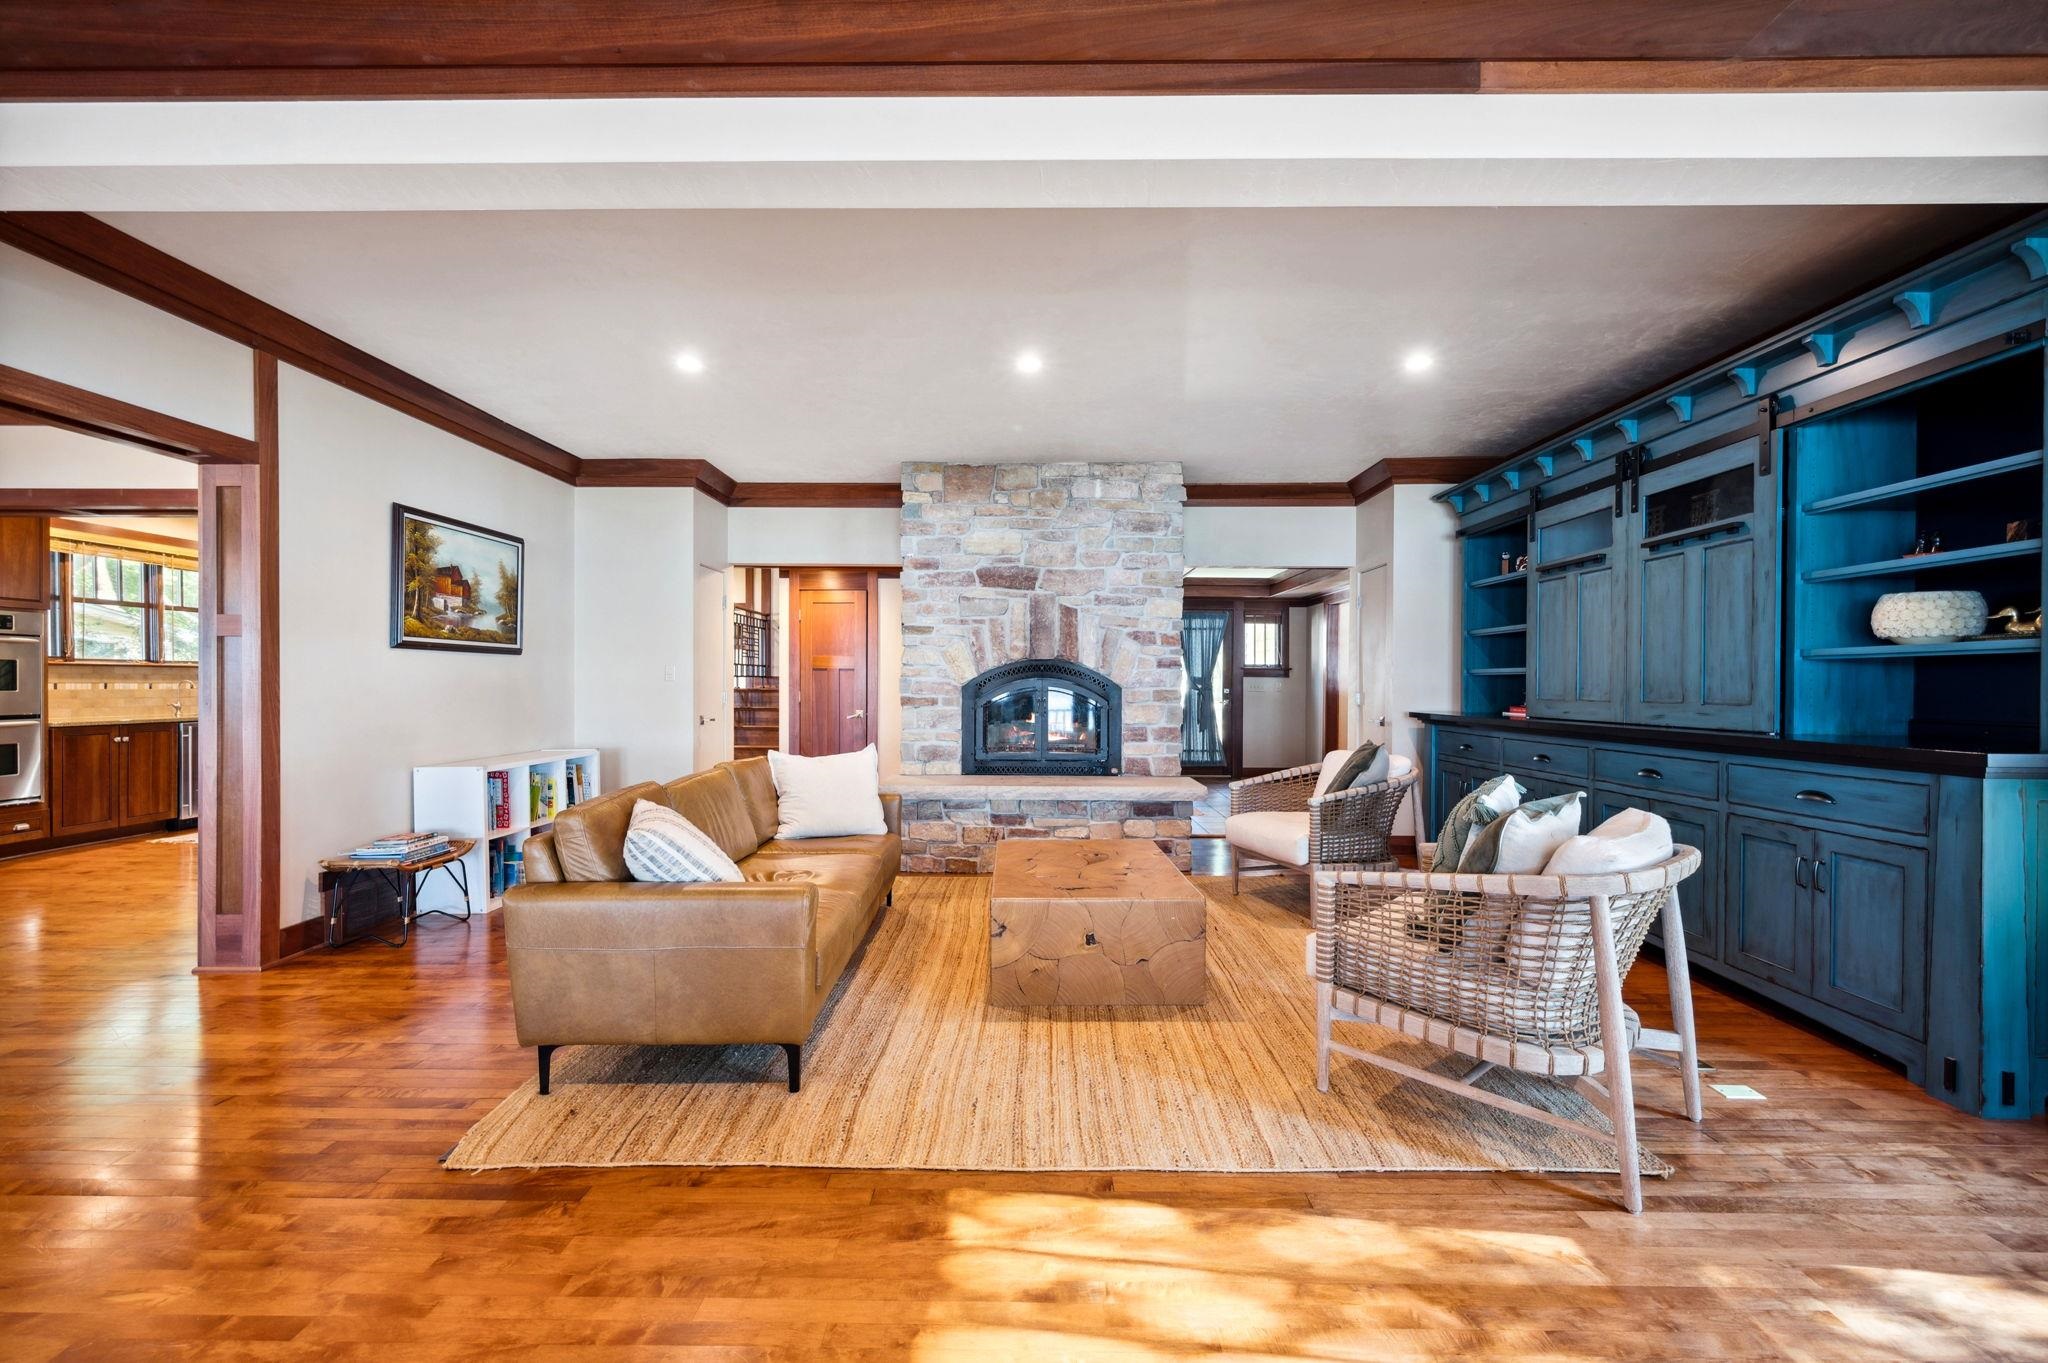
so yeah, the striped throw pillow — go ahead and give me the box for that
[622,800,744,883]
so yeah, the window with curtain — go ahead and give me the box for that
[1242,605,1289,676]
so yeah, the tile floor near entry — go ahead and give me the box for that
[1192,779,1230,836]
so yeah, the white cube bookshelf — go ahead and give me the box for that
[412,748,601,915]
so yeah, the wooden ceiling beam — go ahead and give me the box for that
[0,488,198,514]
[0,213,583,483]
[0,365,257,464]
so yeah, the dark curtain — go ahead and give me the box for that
[1180,611,1226,765]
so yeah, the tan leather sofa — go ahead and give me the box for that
[502,756,900,1095]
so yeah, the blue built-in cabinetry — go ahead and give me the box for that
[1425,215,2048,1119]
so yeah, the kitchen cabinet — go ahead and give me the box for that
[1599,792,1720,963]
[50,723,179,837]
[1528,487,1623,722]
[0,515,50,611]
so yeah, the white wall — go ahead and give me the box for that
[0,424,200,487]
[1185,505,1354,568]
[728,506,899,566]
[0,242,255,438]
[1356,482,1460,836]
[278,365,576,925]
[573,487,698,790]
[877,576,902,774]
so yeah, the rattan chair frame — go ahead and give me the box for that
[1225,762,1417,893]
[1310,847,1704,1214]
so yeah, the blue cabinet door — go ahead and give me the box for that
[1600,792,1721,964]
[1528,487,1624,722]
[1626,437,1778,732]
[1725,814,1810,990]
[1811,832,1928,1039]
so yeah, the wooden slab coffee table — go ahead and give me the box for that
[989,839,1207,1006]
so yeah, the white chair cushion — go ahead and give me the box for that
[768,744,888,839]
[1541,807,1674,876]
[1225,810,1310,867]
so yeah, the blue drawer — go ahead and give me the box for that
[1438,730,1502,768]
[1726,762,1930,838]
[1502,736,1590,780]
[1594,746,1721,802]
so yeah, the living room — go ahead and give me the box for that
[2,6,2046,1360]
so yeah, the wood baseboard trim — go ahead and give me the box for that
[277,915,327,961]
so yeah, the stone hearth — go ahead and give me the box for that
[897,460,1190,869]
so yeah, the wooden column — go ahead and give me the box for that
[195,354,281,971]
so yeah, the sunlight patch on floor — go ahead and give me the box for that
[1822,1266,2048,1359]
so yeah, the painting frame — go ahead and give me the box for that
[389,503,526,655]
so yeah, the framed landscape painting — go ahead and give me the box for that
[390,504,524,654]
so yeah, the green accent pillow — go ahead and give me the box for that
[1324,740,1385,793]
[1455,790,1584,874]
[1430,773,1524,872]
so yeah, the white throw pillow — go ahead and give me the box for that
[1541,807,1675,876]
[1457,791,1584,874]
[622,800,745,883]
[768,745,888,839]
[1311,749,1351,797]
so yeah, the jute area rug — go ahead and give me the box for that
[446,873,1669,1176]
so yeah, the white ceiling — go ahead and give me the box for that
[107,203,2017,482]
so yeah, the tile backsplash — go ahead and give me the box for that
[47,663,199,726]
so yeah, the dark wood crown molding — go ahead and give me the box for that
[1184,483,1356,507]
[575,458,732,499]
[729,483,901,509]
[3,2,2041,98]
[1347,456,1496,503]
[0,363,258,463]
[0,213,582,483]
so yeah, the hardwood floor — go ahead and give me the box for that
[4,837,2046,1361]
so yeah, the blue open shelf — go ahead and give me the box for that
[1804,538,2041,583]
[1801,637,2041,661]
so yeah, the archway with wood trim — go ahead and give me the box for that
[0,360,279,971]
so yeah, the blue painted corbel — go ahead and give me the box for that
[1613,417,1640,443]
[2012,236,2048,281]
[1534,453,1556,477]
[1571,437,1596,462]
[1892,282,1963,330]
[1803,330,1848,367]
[1728,364,1767,398]
[1666,394,1694,424]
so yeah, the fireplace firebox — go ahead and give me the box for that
[960,659,1122,776]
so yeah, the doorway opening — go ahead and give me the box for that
[1180,568,1349,780]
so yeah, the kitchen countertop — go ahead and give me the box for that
[1411,712,2048,779]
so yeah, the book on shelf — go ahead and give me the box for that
[1503,704,1528,719]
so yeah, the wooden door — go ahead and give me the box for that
[0,515,49,610]
[790,571,876,756]
[1810,831,1929,1038]
[1724,815,1810,990]
[1320,601,1342,751]
[118,723,179,826]
[1527,488,1622,721]
[51,725,119,835]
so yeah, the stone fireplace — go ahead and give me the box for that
[890,461,1198,872]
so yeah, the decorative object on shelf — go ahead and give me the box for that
[391,504,525,654]
[2009,519,2038,543]
[1513,554,1530,573]
[1989,605,2043,637]
[1498,551,1512,575]
[1870,589,1988,644]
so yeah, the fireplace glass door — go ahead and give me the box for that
[960,659,1122,775]
[982,686,1039,758]
[1043,684,1105,758]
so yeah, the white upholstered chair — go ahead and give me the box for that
[1225,752,1417,893]
[1309,847,1704,1213]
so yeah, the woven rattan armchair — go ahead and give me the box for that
[1226,757,1417,894]
[1311,847,1703,1213]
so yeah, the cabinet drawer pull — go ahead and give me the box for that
[1793,789,1835,805]
[1457,743,1475,752]
[1794,855,1810,889]
[1530,753,1552,764]
[1814,861,1828,895]
[1635,767,1663,780]
[8,821,28,833]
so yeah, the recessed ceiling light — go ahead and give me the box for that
[674,350,706,375]
[1013,349,1046,376]
[1402,349,1436,375]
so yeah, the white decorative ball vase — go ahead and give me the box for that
[1870,590,1988,644]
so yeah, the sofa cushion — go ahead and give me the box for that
[719,756,782,847]
[662,767,761,863]
[550,781,666,882]
[1226,810,1310,867]
[740,851,894,913]
[624,800,746,884]
[813,887,881,993]
[754,831,902,859]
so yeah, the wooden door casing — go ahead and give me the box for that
[789,570,879,757]
[51,725,119,835]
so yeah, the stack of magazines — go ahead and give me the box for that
[348,831,450,862]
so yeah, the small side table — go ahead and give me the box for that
[317,838,477,948]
